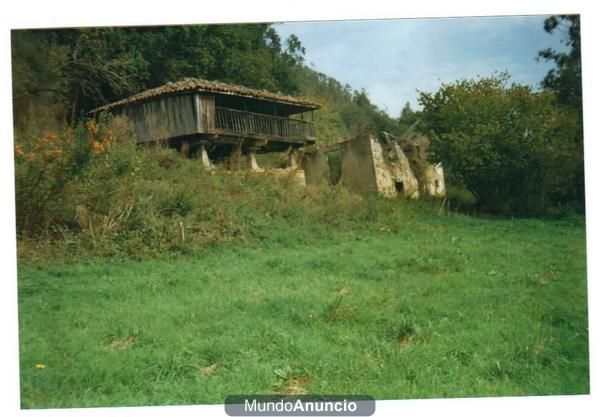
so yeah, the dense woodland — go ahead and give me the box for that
[11,24,407,141]
[11,16,584,243]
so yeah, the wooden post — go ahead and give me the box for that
[438,197,447,216]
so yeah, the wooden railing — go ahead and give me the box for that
[215,107,315,141]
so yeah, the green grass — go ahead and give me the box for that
[17,213,589,408]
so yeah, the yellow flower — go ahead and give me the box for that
[35,364,46,369]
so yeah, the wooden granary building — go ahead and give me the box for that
[91,78,320,163]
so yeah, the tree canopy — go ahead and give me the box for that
[537,15,582,111]
[419,75,581,216]
[11,24,307,128]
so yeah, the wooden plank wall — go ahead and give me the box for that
[122,93,199,143]
[197,95,215,132]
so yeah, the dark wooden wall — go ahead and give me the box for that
[116,92,309,145]
[120,93,211,143]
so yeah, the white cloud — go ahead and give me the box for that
[276,15,566,115]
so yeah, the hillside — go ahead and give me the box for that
[11,19,589,408]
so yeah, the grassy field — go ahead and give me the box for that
[17,213,589,408]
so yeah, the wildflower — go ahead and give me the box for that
[91,140,105,154]
[86,121,98,135]
[43,133,59,142]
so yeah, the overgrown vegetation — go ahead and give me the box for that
[419,74,582,216]
[15,115,434,262]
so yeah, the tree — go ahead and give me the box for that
[537,15,584,208]
[419,75,581,216]
[12,28,148,126]
[538,15,581,111]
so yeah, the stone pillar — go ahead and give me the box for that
[198,143,214,170]
[247,149,262,172]
[284,148,301,170]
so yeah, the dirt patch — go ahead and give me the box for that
[282,376,310,395]
[110,335,136,350]
[397,334,411,347]
[200,363,219,376]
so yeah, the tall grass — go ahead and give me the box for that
[17,216,589,407]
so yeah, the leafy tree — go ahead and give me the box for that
[538,15,581,111]
[419,75,581,216]
[537,15,584,208]
[293,66,402,143]
[11,30,67,130]
[12,28,148,126]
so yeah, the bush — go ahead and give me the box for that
[446,186,478,212]
[419,74,583,217]
[14,113,130,235]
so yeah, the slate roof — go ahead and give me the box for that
[90,78,320,114]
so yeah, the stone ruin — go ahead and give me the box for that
[298,131,446,199]
[165,128,446,200]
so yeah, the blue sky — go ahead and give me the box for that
[275,15,568,116]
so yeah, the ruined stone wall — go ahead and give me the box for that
[338,134,445,199]
[421,163,446,197]
[387,142,420,199]
[339,135,379,194]
[368,136,398,197]
[196,131,445,198]
[302,150,330,186]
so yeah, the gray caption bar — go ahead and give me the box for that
[225,395,375,416]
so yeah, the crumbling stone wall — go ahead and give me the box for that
[301,150,330,186]
[339,135,382,194]
[200,129,444,198]
[421,163,446,197]
[338,134,417,198]
[385,141,420,199]
[338,133,445,199]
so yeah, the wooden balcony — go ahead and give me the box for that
[214,107,315,143]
